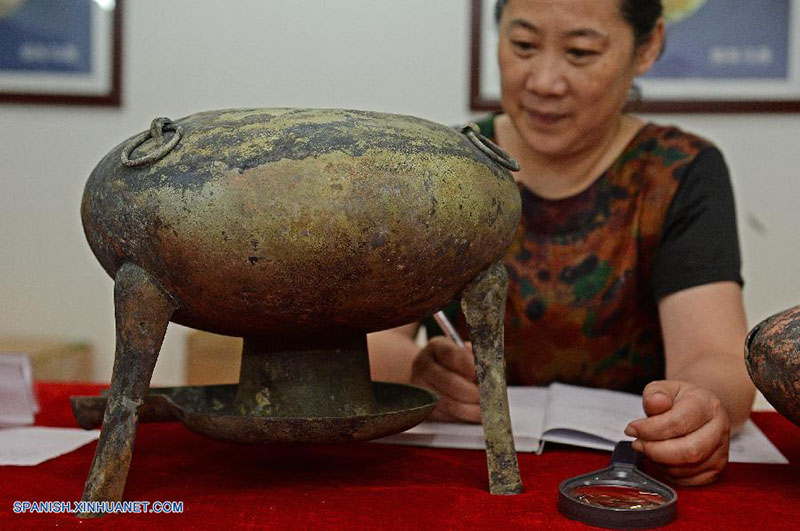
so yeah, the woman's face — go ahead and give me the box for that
[497,0,661,157]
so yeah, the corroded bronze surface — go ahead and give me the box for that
[745,305,800,425]
[71,393,174,430]
[462,262,523,495]
[76,109,524,512]
[82,108,522,339]
[71,383,437,444]
[234,335,376,418]
[79,263,176,515]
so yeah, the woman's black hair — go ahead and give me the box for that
[494,0,663,48]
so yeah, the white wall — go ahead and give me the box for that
[1,0,799,384]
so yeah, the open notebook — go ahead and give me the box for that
[377,382,788,464]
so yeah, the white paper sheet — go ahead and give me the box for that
[543,383,643,443]
[0,427,100,466]
[377,387,548,452]
[729,420,788,464]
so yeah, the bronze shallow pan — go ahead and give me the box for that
[71,382,437,444]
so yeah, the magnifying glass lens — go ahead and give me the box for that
[567,485,669,510]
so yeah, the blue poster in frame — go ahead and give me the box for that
[647,0,790,80]
[0,0,93,74]
[0,0,121,105]
[635,0,800,110]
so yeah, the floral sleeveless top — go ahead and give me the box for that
[450,117,720,393]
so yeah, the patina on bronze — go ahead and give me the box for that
[462,262,522,495]
[745,305,800,425]
[71,383,437,444]
[75,108,523,514]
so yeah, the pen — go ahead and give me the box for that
[433,310,465,348]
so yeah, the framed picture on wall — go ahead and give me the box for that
[470,0,800,113]
[0,0,122,106]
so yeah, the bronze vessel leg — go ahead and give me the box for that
[461,262,523,495]
[79,262,177,516]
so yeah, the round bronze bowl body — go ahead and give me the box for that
[745,304,800,425]
[81,108,522,339]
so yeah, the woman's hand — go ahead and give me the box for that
[410,336,481,423]
[625,380,730,486]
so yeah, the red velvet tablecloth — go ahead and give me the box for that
[1,383,799,529]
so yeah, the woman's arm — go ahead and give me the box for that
[660,281,754,428]
[367,323,420,384]
[626,281,755,485]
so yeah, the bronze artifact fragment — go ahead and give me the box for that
[74,108,523,514]
[745,304,800,426]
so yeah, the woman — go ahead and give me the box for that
[369,0,754,486]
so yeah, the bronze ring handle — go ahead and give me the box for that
[121,117,183,167]
[461,122,520,172]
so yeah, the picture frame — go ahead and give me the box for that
[0,0,123,106]
[470,0,800,113]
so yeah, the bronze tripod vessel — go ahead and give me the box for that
[74,108,524,513]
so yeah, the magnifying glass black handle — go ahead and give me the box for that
[611,441,641,468]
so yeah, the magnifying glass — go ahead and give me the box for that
[558,441,677,529]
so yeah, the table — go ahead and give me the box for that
[2,383,798,529]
